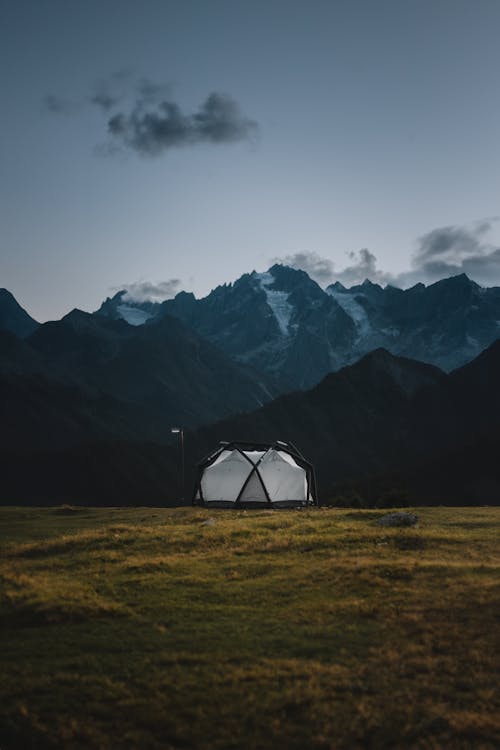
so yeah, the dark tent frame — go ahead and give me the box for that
[192,440,318,508]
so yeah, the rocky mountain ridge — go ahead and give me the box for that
[97,266,500,389]
[0,308,280,453]
[0,288,39,338]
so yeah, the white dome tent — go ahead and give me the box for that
[193,440,317,508]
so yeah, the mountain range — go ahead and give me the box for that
[1,267,500,505]
[0,308,277,449]
[97,266,500,390]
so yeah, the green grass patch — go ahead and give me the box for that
[0,506,499,749]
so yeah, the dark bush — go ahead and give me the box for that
[375,488,410,509]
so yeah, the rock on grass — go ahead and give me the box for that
[376,512,418,527]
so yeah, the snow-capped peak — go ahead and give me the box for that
[255,271,293,336]
[327,287,371,337]
[116,304,154,326]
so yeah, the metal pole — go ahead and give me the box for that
[180,429,185,502]
[171,427,184,503]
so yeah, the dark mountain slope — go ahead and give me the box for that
[0,311,280,504]
[0,442,176,505]
[0,329,50,376]
[4,309,278,449]
[0,330,147,452]
[159,264,357,391]
[0,288,39,338]
[95,290,161,326]
[327,274,500,371]
[0,329,176,503]
[182,349,447,492]
[2,345,448,505]
[182,341,500,504]
[2,311,499,505]
[30,309,278,435]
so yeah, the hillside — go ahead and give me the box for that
[1,505,498,750]
[184,341,500,505]
[0,309,278,450]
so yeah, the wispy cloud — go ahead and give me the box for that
[89,69,134,112]
[117,279,182,303]
[42,94,79,115]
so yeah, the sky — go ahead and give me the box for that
[1,0,500,321]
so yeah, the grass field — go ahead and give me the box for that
[0,505,499,750]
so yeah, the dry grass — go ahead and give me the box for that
[0,505,499,749]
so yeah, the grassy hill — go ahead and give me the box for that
[1,506,499,749]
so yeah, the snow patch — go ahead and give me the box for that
[327,290,372,337]
[465,334,480,349]
[117,304,153,326]
[255,272,293,336]
[381,326,401,338]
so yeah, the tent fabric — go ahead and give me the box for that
[258,451,306,502]
[200,449,251,502]
[238,470,267,502]
[193,441,317,508]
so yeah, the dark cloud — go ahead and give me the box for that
[400,220,500,286]
[415,222,491,263]
[46,72,258,157]
[107,92,258,156]
[120,279,182,303]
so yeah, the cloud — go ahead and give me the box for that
[417,224,486,262]
[89,69,135,111]
[119,279,182,303]
[135,77,172,105]
[271,220,500,290]
[333,249,396,287]
[405,220,500,285]
[90,92,120,111]
[45,72,258,157]
[269,252,335,284]
[270,249,395,287]
[107,92,258,156]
